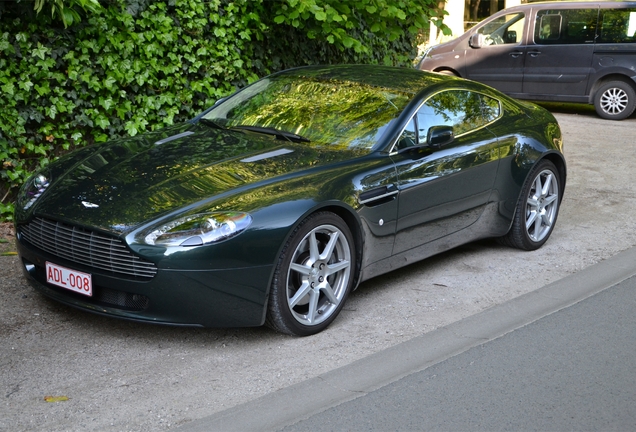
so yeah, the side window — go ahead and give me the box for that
[396,118,417,150]
[477,13,525,45]
[417,91,486,140]
[598,9,636,43]
[481,95,501,123]
[395,91,501,151]
[535,9,598,44]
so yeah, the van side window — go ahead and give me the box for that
[535,9,598,44]
[477,13,525,45]
[598,9,636,43]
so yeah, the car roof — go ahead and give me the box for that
[271,65,446,96]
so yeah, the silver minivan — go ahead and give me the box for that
[417,1,636,120]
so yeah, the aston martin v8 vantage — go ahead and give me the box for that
[15,65,566,335]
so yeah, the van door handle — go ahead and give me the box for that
[509,50,524,58]
[528,50,541,58]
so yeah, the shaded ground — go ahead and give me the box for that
[1,110,635,431]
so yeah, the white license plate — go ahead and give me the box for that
[46,262,93,297]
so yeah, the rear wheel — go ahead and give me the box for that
[266,212,355,336]
[500,160,561,251]
[594,80,636,120]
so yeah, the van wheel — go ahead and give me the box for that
[594,80,636,120]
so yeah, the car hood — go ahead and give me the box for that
[29,123,365,234]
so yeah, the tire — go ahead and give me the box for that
[500,160,561,251]
[594,80,636,120]
[266,212,355,336]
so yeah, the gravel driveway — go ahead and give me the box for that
[1,108,635,431]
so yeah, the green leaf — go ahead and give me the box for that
[31,43,48,60]
[99,97,114,111]
[125,121,139,136]
[95,115,111,130]
[1,82,15,96]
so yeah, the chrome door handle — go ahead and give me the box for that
[359,184,398,205]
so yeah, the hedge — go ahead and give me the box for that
[0,0,446,222]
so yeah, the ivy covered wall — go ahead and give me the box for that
[0,0,445,221]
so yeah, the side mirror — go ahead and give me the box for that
[506,30,517,43]
[427,125,454,149]
[469,33,484,49]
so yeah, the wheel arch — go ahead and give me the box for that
[588,74,636,104]
[540,152,567,198]
[320,206,364,290]
[433,67,461,77]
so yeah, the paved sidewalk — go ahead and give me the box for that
[176,245,636,432]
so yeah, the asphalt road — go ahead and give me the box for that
[177,245,636,431]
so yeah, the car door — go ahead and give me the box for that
[391,90,501,255]
[465,12,527,94]
[522,7,599,97]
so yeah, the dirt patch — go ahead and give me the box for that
[0,222,15,255]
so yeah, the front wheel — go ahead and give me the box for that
[266,212,355,336]
[500,160,562,251]
[594,80,636,120]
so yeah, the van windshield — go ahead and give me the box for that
[477,12,525,45]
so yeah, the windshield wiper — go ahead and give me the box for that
[231,125,310,143]
[198,118,226,130]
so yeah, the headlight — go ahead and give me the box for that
[141,212,252,247]
[18,171,51,210]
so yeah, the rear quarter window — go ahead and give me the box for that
[534,9,598,44]
[598,9,636,43]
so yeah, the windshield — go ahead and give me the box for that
[202,74,413,151]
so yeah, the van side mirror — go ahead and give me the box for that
[469,33,484,48]
[427,125,454,149]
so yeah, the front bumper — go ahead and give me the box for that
[16,236,273,328]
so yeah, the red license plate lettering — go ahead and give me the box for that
[46,262,92,297]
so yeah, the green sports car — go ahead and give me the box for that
[15,65,566,336]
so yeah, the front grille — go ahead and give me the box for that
[20,217,158,279]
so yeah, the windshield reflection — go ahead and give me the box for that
[202,72,414,150]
